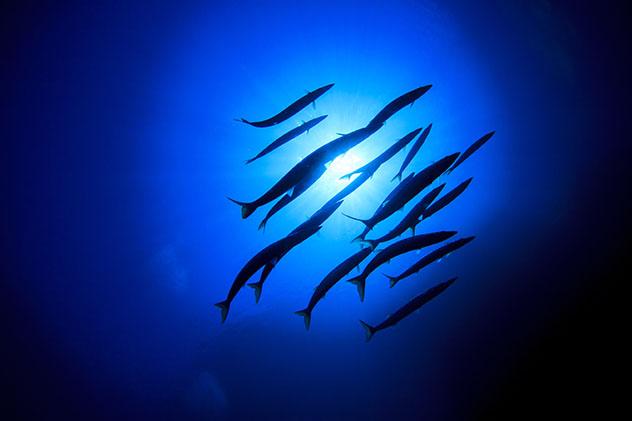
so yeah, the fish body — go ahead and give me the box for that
[230,125,380,220]
[347,153,459,240]
[230,88,432,221]
[246,115,327,164]
[392,123,432,182]
[295,247,372,329]
[237,84,334,127]
[422,177,473,220]
[359,278,457,341]
[215,225,321,322]
[339,127,422,181]
[385,237,475,287]
[367,85,432,128]
[347,231,457,301]
[361,183,446,249]
[447,131,495,173]
[247,200,344,301]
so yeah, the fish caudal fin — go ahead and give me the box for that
[384,273,399,288]
[258,218,267,231]
[351,234,365,243]
[226,197,256,219]
[347,276,366,302]
[359,320,377,342]
[294,309,312,330]
[214,300,230,323]
[391,172,402,182]
[247,281,263,303]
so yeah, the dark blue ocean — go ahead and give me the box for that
[4,1,628,419]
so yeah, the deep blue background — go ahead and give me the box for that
[3,1,629,419]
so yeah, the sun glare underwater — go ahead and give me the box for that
[9,0,615,417]
[147,2,506,332]
[134,0,523,416]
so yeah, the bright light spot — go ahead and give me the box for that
[326,151,365,181]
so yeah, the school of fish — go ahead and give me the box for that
[218,83,495,341]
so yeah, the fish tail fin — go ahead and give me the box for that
[391,172,402,182]
[258,218,267,231]
[359,320,376,342]
[214,300,230,323]
[359,239,379,250]
[351,233,365,243]
[384,273,399,288]
[226,197,256,219]
[294,308,312,330]
[347,276,366,302]
[247,281,263,303]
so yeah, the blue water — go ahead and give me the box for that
[7,0,617,419]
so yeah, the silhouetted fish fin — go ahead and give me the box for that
[383,273,399,288]
[226,197,256,219]
[339,170,359,181]
[342,213,370,227]
[347,277,366,302]
[214,300,230,323]
[391,172,403,182]
[294,309,312,330]
[234,117,254,126]
[258,218,267,231]
[359,320,377,342]
[351,233,366,243]
[247,282,263,303]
